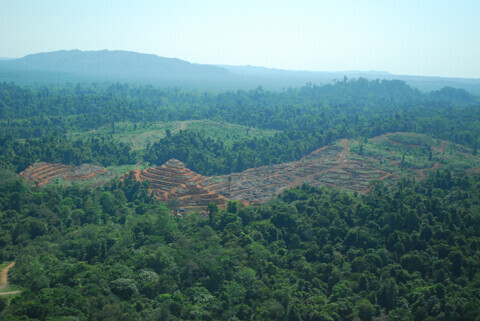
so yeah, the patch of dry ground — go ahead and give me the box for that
[24,133,447,210]
[134,138,407,209]
[0,262,21,296]
[130,159,228,212]
[20,162,109,186]
[202,138,395,203]
[413,163,441,180]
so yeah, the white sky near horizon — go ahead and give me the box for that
[1,0,479,78]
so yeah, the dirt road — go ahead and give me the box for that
[0,262,21,296]
[413,163,441,180]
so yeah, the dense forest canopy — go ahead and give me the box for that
[1,79,480,320]
[0,79,479,174]
[0,168,479,320]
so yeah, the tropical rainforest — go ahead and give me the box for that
[0,78,480,320]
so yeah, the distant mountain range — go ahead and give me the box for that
[1,50,479,93]
[0,50,230,87]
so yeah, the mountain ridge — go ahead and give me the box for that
[1,49,479,93]
[0,49,230,80]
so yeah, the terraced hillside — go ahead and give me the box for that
[131,159,228,211]
[139,133,480,208]
[202,139,398,204]
[23,133,480,210]
[20,162,109,186]
[134,139,402,209]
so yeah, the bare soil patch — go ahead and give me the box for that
[0,262,20,296]
[413,163,441,180]
[130,159,228,212]
[134,139,401,208]
[202,139,395,204]
[20,162,108,186]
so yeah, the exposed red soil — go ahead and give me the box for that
[20,163,70,186]
[0,262,20,296]
[25,134,448,210]
[0,262,14,291]
[132,159,228,212]
[430,140,447,154]
[384,132,448,156]
[202,138,397,203]
[20,162,109,186]
[413,163,441,180]
[131,138,408,209]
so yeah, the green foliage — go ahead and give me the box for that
[0,170,478,320]
[0,134,137,172]
[144,129,327,175]
[1,79,480,320]
[0,297,7,312]
[110,278,138,300]
[1,79,480,175]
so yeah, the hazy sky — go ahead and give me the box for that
[1,0,479,78]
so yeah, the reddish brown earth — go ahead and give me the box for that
[0,262,14,291]
[134,139,400,209]
[23,134,445,210]
[381,133,443,180]
[131,159,228,211]
[20,162,108,186]
[413,163,441,180]
[0,262,21,296]
[20,163,71,186]
[202,139,395,203]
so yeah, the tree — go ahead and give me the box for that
[357,299,376,321]
[110,278,138,300]
[208,202,218,226]
[227,200,240,214]
[167,198,180,214]
[0,297,7,312]
[378,278,398,310]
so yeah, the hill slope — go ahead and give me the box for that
[1,50,480,93]
[0,50,231,85]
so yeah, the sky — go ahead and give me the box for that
[1,0,479,78]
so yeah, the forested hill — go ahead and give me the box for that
[1,79,479,174]
[0,166,479,320]
[0,50,231,86]
[1,76,480,319]
[1,50,480,93]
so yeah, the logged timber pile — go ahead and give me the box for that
[133,159,228,210]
